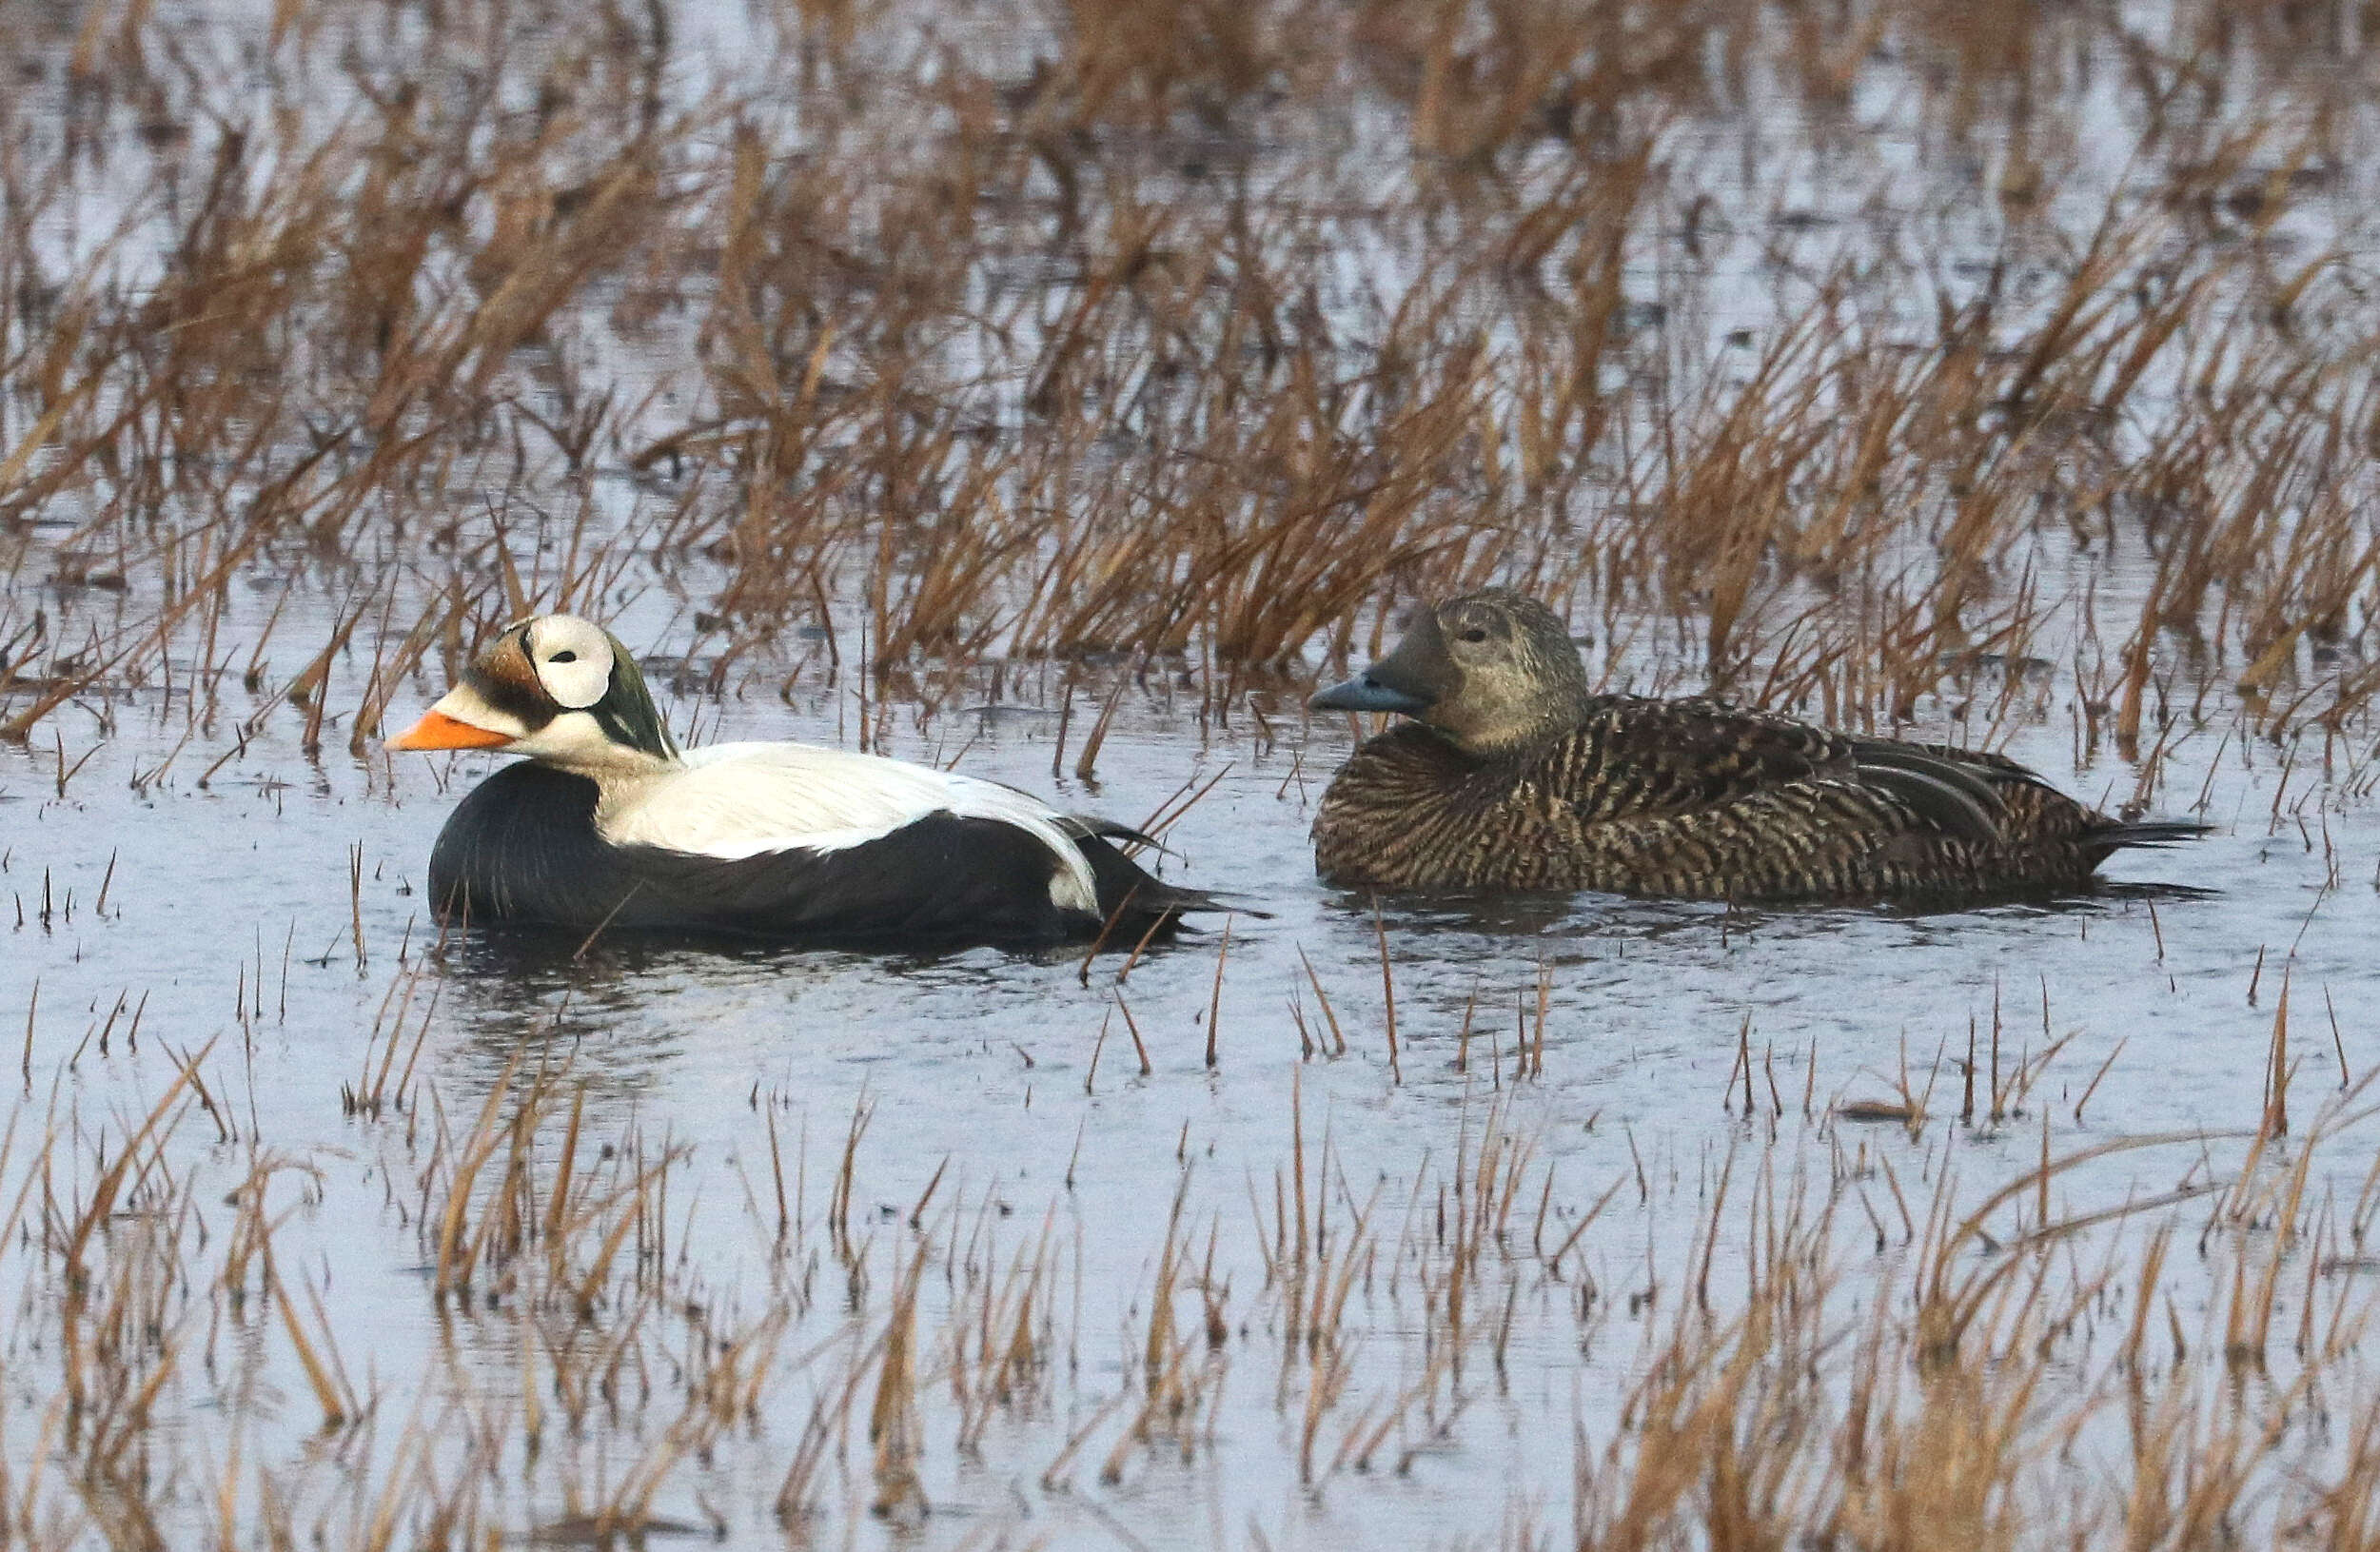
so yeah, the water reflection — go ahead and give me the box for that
[1325,874,2216,947]
[421,909,1235,1108]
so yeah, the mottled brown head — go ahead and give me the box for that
[1311,590,1592,756]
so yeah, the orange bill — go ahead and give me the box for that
[386,709,515,752]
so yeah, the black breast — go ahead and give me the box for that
[427,762,642,931]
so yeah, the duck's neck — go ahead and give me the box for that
[1428,697,1597,762]
[539,743,679,792]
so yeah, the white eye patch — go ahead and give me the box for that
[525,616,616,710]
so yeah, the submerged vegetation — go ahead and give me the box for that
[6,0,2380,1544]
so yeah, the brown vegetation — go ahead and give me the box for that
[4,0,2378,777]
[6,0,2380,1544]
[8,956,2380,1545]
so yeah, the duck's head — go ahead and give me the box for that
[387,614,679,769]
[1311,589,1591,756]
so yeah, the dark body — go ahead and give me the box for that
[1312,697,2201,904]
[430,762,1206,948]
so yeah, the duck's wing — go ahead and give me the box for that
[600,742,1101,913]
[1572,698,2010,843]
[1842,739,2016,841]
[1570,697,1855,809]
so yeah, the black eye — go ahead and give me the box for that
[549,650,578,664]
[1459,628,1487,644]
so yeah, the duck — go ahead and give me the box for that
[1308,589,2209,904]
[387,615,1226,946]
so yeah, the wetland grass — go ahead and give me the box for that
[6,0,2380,771]
[7,994,2379,1542]
[10,0,2380,1543]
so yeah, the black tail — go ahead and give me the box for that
[2094,818,2214,852]
[1071,831,1256,943]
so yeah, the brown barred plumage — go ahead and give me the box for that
[1309,593,2207,905]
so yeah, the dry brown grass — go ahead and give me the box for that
[2,0,2377,793]
[3,956,2379,1545]
[8,0,2380,1544]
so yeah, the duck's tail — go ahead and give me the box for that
[2091,817,2215,852]
[1852,741,2218,861]
[1065,819,1261,942]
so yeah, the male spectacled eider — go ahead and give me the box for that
[1308,589,2209,905]
[387,615,1227,946]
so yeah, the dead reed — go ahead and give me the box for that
[2,0,2377,792]
[2,935,2379,1545]
[7,0,2380,1545]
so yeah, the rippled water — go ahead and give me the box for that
[5,654,2372,1542]
[10,0,2380,1544]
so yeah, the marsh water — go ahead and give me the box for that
[9,0,2380,1546]
[8,628,2373,1545]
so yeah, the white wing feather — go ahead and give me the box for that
[595,742,1100,913]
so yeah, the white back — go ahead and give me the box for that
[594,741,1101,913]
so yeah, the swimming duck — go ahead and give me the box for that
[1308,589,2207,903]
[388,615,1223,945]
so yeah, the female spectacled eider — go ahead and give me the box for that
[1308,590,2209,905]
[387,616,1225,947]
